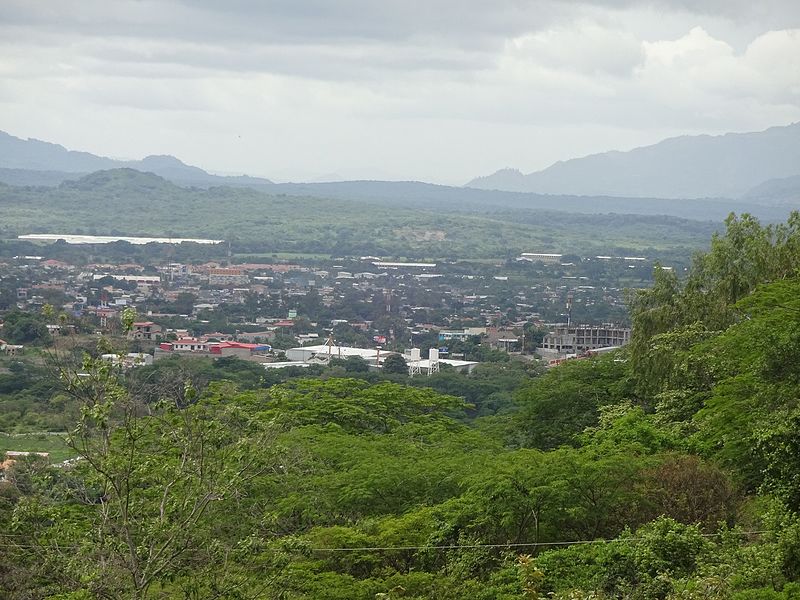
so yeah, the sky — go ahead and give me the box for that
[0,1,798,184]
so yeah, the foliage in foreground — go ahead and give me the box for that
[4,212,800,598]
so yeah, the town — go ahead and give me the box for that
[0,236,665,373]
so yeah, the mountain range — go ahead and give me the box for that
[0,131,273,188]
[467,123,800,200]
[0,124,798,219]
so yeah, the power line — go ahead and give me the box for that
[0,531,770,553]
[309,530,768,552]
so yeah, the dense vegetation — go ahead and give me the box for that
[0,352,539,434]
[4,212,800,598]
[0,169,718,259]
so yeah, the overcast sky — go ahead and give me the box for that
[1,1,798,184]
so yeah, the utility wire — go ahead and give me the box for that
[309,530,768,552]
[0,531,770,553]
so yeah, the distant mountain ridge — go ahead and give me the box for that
[2,125,798,219]
[6,167,793,225]
[0,130,273,188]
[744,174,800,205]
[467,123,800,199]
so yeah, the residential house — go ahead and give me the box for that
[128,321,163,341]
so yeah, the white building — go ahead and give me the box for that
[518,253,563,264]
[285,344,394,364]
[438,327,486,341]
[371,261,437,268]
[404,348,479,374]
[172,338,209,352]
[416,357,479,374]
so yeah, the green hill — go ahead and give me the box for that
[0,169,718,258]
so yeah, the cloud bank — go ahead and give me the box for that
[0,0,797,183]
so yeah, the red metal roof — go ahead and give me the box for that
[215,341,259,350]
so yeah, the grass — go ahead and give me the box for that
[0,432,75,463]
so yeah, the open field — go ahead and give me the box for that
[0,432,75,463]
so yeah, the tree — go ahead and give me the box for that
[172,291,196,315]
[1,311,51,345]
[0,286,17,310]
[5,316,287,598]
[382,353,409,376]
[513,355,629,449]
[628,212,800,382]
[535,517,712,599]
[642,454,735,529]
[8,386,286,598]
[329,355,370,374]
[264,378,464,434]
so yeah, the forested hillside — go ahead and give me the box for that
[1,166,794,224]
[4,213,800,598]
[0,169,719,258]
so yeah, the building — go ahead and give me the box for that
[538,324,630,356]
[438,327,486,341]
[263,362,312,370]
[0,339,24,356]
[207,268,248,286]
[0,335,23,355]
[420,357,479,374]
[486,327,521,351]
[209,341,271,360]
[285,344,394,365]
[371,261,437,268]
[154,340,272,362]
[404,348,479,374]
[94,274,161,286]
[518,253,563,264]
[101,353,154,368]
[237,330,277,343]
[171,338,209,352]
[128,321,163,341]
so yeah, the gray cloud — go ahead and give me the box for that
[0,0,797,183]
[5,0,798,45]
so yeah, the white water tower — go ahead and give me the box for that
[428,348,440,375]
[409,347,421,377]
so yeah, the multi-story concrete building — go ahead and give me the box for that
[538,324,630,356]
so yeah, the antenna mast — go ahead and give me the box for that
[567,291,574,328]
